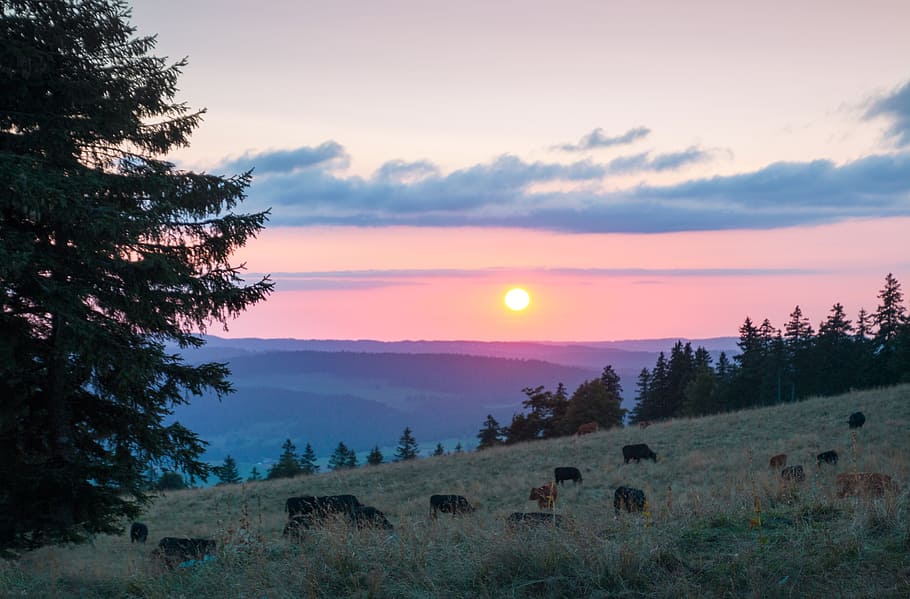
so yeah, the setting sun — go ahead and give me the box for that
[504,287,531,311]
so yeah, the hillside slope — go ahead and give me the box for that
[6,385,909,598]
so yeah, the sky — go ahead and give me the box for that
[129,0,910,342]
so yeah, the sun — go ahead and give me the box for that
[504,287,531,311]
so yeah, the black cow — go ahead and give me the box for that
[349,506,394,530]
[154,537,216,568]
[613,486,646,514]
[506,512,565,529]
[848,411,865,429]
[817,450,838,466]
[554,467,583,485]
[430,494,475,518]
[130,522,148,543]
[622,443,658,463]
[781,465,805,482]
[285,494,362,528]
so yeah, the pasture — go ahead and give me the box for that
[2,385,909,598]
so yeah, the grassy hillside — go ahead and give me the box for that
[3,385,909,598]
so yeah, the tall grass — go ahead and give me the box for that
[2,385,909,597]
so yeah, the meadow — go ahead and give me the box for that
[2,385,909,598]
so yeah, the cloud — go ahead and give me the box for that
[231,144,910,233]
[606,147,712,174]
[555,127,651,152]
[245,267,824,291]
[865,80,910,147]
[215,141,348,176]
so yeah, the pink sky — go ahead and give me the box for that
[128,1,910,341]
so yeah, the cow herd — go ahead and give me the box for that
[768,411,899,498]
[131,408,899,559]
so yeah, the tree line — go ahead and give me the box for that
[630,273,909,422]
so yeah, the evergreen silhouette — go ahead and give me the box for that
[299,443,320,475]
[395,427,419,461]
[367,446,384,465]
[477,415,503,450]
[213,455,242,485]
[267,439,303,480]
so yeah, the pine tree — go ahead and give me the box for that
[247,467,262,482]
[453,442,464,454]
[155,471,187,491]
[0,1,272,551]
[345,446,358,468]
[394,427,419,461]
[299,443,320,475]
[267,439,303,480]
[814,303,855,396]
[367,446,384,466]
[872,273,907,384]
[561,369,626,433]
[213,455,242,485]
[476,415,502,450]
[329,442,354,470]
[432,443,445,456]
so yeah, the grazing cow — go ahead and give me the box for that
[638,420,653,429]
[816,450,838,467]
[554,467,583,485]
[576,422,598,436]
[613,486,646,515]
[836,472,899,498]
[506,512,565,529]
[285,494,362,528]
[769,453,787,469]
[430,494,475,518]
[780,465,805,482]
[848,411,866,429]
[622,443,658,463]
[130,522,148,543]
[529,482,558,509]
[153,537,216,568]
[349,506,394,530]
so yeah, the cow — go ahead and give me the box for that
[554,467,583,485]
[622,443,658,463]
[816,450,838,467]
[769,453,787,469]
[613,486,646,515]
[130,522,148,543]
[285,494,362,528]
[529,482,558,509]
[848,411,865,429]
[780,465,805,482]
[349,506,394,530]
[506,512,565,529]
[836,472,899,498]
[638,420,653,429]
[153,537,216,569]
[430,494,475,518]
[576,422,598,436]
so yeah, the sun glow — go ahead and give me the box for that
[504,287,530,311]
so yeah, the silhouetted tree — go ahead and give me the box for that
[432,443,445,456]
[328,442,356,470]
[477,415,503,450]
[0,0,273,552]
[561,366,626,432]
[395,427,419,461]
[247,467,262,482]
[367,446,384,466]
[872,273,907,384]
[213,455,242,485]
[453,442,464,454]
[268,439,303,480]
[299,443,320,475]
[155,471,187,491]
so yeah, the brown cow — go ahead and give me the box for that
[575,422,598,436]
[529,482,558,509]
[769,453,787,469]
[638,420,653,429]
[836,472,899,498]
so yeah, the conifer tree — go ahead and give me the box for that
[299,443,320,475]
[367,445,384,466]
[213,455,242,485]
[453,442,464,454]
[329,442,355,470]
[0,1,272,551]
[155,471,187,491]
[247,467,262,482]
[561,368,626,433]
[394,427,419,461]
[432,443,445,456]
[476,415,502,450]
[267,439,303,480]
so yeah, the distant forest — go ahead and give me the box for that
[484,273,909,444]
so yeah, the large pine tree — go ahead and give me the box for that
[0,1,272,552]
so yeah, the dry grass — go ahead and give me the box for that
[3,385,910,597]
